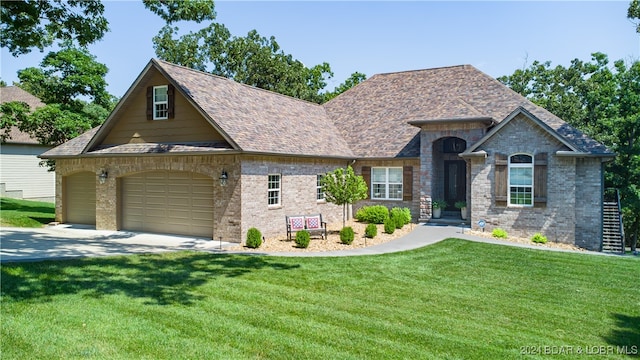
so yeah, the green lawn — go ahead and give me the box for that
[0,197,55,227]
[1,240,638,359]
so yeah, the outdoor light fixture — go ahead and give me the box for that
[98,169,108,184]
[219,170,228,186]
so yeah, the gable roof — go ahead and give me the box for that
[323,65,612,157]
[42,60,612,160]
[0,86,46,145]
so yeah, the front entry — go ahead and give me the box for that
[444,160,466,211]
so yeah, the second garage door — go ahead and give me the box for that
[122,171,214,238]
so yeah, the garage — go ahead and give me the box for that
[121,171,214,238]
[65,172,96,225]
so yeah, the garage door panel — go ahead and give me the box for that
[122,171,213,238]
[66,172,96,225]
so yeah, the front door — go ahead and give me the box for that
[444,160,466,211]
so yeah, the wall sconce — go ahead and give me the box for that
[219,170,228,187]
[98,170,108,184]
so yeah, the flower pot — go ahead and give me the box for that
[433,208,442,219]
[460,207,467,220]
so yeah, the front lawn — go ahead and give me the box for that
[1,239,638,359]
[0,197,55,227]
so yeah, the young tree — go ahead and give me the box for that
[321,165,368,228]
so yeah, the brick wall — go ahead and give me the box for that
[574,158,604,250]
[469,113,602,247]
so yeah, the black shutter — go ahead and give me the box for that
[403,166,413,201]
[146,86,153,120]
[167,84,175,119]
[361,166,371,200]
[534,153,548,206]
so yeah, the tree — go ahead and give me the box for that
[498,53,640,249]
[321,166,368,228]
[143,0,217,24]
[0,0,109,56]
[2,45,115,147]
[629,0,640,33]
[324,72,368,102]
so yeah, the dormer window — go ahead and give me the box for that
[153,85,168,120]
[146,84,175,120]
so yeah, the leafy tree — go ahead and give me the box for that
[629,0,640,33]
[0,0,108,56]
[324,72,368,102]
[321,166,368,228]
[143,0,217,24]
[498,53,640,249]
[2,45,115,148]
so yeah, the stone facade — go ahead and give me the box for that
[465,113,604,250]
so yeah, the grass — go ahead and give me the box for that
[2,240,638,359]
[0,197,55,227]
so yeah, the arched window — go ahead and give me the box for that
[508,154,533,206]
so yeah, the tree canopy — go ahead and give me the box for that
[498,52,640,246]
[0,0,109,56]
[321,166,369,228]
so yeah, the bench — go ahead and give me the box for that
[286,214,327,241]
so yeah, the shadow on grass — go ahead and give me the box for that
[1,252,300,305]
[0,198,54,214]
[604,313,640,352]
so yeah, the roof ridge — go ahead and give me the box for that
[372,64,473,77]
[153,58,324,107]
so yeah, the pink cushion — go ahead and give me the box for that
[306,216,321,230]
[289,216,305,230]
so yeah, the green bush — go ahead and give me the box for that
[355,205,389,224]
[391,212,404,229]
[365,223,378,238]
[246,227,262,248]
[390,207,411,227]
[340,226,355,245]
[531,233,548,244]
[295,230,311,248]
[384,217,396,234]
[492,228,508,239]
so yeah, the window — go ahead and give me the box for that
[508,154,533,206]
[372,167,403,200]
[268,174,281,206]
[153,85,168,120]
[316,174,325,201]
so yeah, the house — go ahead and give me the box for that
[0,86,55,202]
[41,59,614,251]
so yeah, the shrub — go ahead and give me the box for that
[384,217,396,234]
[340,226,355,245]
[246,227,262,248]
[391,212,404,229]
[295,230,310,248]
[531,233,548,244]
[365,223,378,238]
[390,207,411,226]
[355,205,389,224]
[492,228,508,239]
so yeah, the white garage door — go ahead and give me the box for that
[65,172,96,225]
[122,171,214,238]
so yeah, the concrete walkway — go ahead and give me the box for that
[1,223,612,262]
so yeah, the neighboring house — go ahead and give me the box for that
[41,59,614,250]
[0,86,55,202]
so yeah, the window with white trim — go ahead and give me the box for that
[508,154,533,206]
[268,174,281,206]
[372,167,403,200]
[316,174,325,201]
[153,85,169,120]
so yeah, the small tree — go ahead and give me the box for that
[321,165,368,228]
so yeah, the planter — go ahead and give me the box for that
[460,207,467,220]
[432,208,442,219]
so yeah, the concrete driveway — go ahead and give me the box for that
[0,224,231,262]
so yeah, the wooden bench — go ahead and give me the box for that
[286,214,327,241]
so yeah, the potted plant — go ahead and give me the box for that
[432,200,447,219]
[455,201,467,220]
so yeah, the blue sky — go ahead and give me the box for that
[2,1,638,98]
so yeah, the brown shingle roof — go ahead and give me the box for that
[0,86,45,145]
[42,60,611,159]
[155,59,354,158]
[323,65,611,157]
